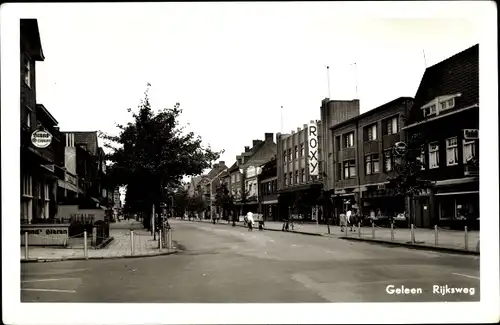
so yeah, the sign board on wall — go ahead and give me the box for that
[21,224,70,246]
[31,129,53,148]
[463,129,479,140]
[308,121,319,176]
[57,205,105,223]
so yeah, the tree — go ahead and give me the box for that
[214,182,234,220]
[172,188,189,217]
[100,84,221,229]
[386,133,434,227]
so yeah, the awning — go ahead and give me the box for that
[262,199,278,204]
[57,179,78,193]
[435,191,479,196]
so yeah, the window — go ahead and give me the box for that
[236,173,240,182]
[284,174,288,186]
[344,132,354,148]
[288,149,292,161]
[25,106,32,128]
[386,116,399,135]
[295,171,299,184]
[335,136,341,151]
[446,137,458,166]
[294,146,298,159]
[366,124,377,141]
[343,160,356,178]
[289,172,293,185]
[384,150,393,172]
[22,174,33,197]
[429,142,440,169]
[300,143,305,157]
[301,168,305,182]
[336,163,342,180]
[283,150,287,163]
[44,183,50,200]
[417,146,426,170]
[365,154,380,175]
[463,139,477,164]
[440,98,455,111]
[24,57,31,87]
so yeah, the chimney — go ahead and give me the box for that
[245,146,250,152]
[265,133,273,142]
[237,156,242,165]
[252,140,260,147]
[219,161,225,167]
[276,133,281,143]
[303,124,308,129]
[297,127,301,132]
[291,130,295,134]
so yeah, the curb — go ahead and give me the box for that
[340,237,480,255]
[21,250,179,263]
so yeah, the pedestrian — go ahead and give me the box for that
[346,209,355,232]
[246,210,255,231]
[340,213,347,232]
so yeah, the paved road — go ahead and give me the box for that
[21,219,480,303]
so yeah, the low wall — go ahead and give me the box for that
[21,224,70,246]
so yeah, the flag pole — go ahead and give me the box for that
[326,66,331,98]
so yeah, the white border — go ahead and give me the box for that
[2,2,498,324]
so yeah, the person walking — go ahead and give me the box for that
[246,210,255,231]
[346,209,355,232]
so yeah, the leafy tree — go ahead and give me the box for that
[100,85,221,229]
[214,182,234,220]
[386,133,433,226]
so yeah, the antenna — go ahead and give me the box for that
[280,106,284,133]
[326,66,331,98]
[422,49,428,68]
[353,62,358,99]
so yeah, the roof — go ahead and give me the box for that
[409,44,479,123]
[20,19,45,61]
[35,104,58,126]
[330,97,413,131]
[227,161,238,173]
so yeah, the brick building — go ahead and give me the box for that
[403,44,479,229]
[328,97,413,219]
[20,19,61,223]
[258,157,278,221]
[276,122,324,222]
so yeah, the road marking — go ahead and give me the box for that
[21,288,76,293]
[22,278,78,283]
[251,236,256,239]
[291,244,297,247]
[22,269,88,276]
[452,273,480,280]
[324,250,334,254]
[269,239,275,243]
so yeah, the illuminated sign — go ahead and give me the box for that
[31,129,53,148]
[308,121,319,176]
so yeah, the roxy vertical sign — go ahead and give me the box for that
[308,121,319,176]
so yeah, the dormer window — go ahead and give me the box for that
[421,93,461,117]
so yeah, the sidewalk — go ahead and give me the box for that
[21,219,178,262]
[190,218,480,254]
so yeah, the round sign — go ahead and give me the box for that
[31,129,53,148]
[393,141,407,157]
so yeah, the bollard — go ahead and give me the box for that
[390,223,394,241]
[84,231,88,259]
[464,226,468,251]
[168,228,172,249]
[130,230,135,256]
[372,223,375,239]
[358,222,361,238]
[434,225,438,246]
[24,232,29,260]
[410,224,415,244]
[159,229,162,250]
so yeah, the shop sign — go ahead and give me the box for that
[308,121,319,176]
[31,129,53,148]
[21,225,69,246]
[463,129,478,140]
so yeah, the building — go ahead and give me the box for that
[257,157,278,221]
[328,97,413,219]
[402,44,479,229]
[20,19,61,224]
[235,133,276,215]
[276,122,324,222]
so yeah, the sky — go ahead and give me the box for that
[29,3,479,178]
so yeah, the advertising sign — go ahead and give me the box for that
[21,224,70,246]
[463,129,479,140]
[308,121,319,176]
[31,129,53,148]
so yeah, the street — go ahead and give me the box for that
[21,220,480,303]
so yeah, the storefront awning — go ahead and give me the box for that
[435,190,479,196]
[57,179,78,193]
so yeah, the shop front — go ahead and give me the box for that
[434,180,479,230]
[278,183,323,222]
